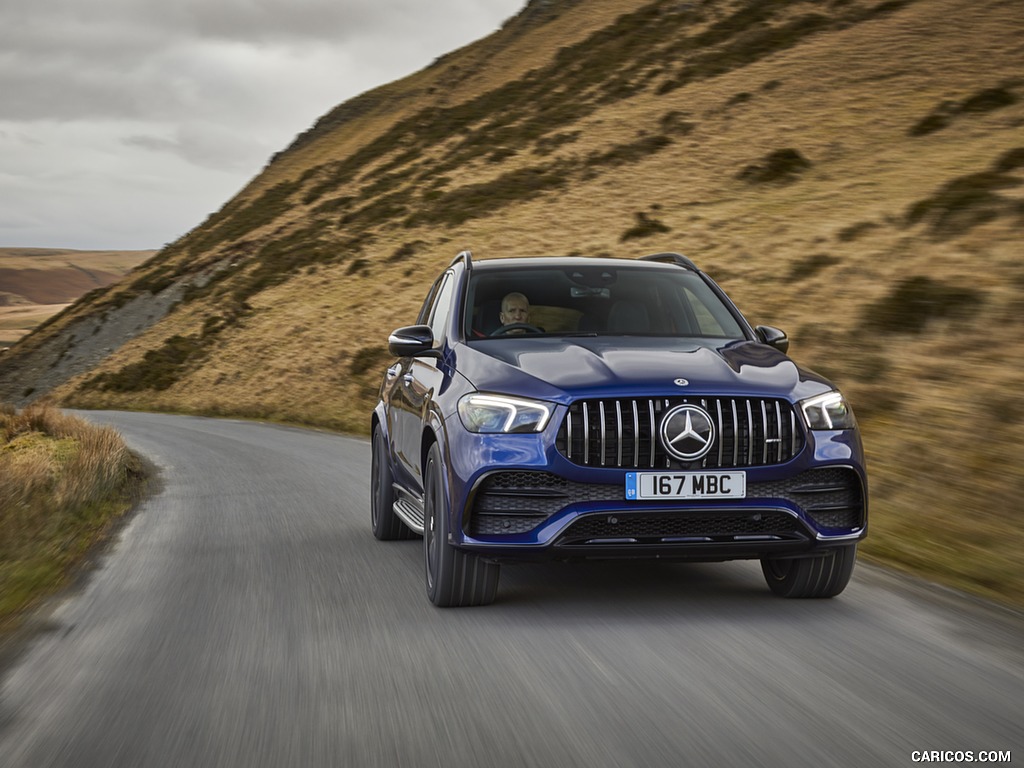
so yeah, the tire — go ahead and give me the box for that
[371,426,415,540]
[423,443,499,607]
[761,545,857,598]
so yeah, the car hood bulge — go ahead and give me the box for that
[454,337,832,403]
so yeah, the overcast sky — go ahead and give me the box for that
[0,0,525,251]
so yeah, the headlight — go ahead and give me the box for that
[800,391,856,430]
[457,393,553,433]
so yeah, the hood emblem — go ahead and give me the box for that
[660,404,715,461]
[673,378,689,387]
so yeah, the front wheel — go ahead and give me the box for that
[761,545,857,598]
[423,443,499,607]
[371,426,415,540]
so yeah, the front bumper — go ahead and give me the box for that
[444,424,867,562]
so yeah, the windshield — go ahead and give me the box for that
[464,265,747,341]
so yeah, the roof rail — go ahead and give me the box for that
[640,252,700,272]
[450,249,473,270]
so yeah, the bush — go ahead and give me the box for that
[586,135,673,170]
[994,147,1024,173]
[407,164,571,228]
[906,171,1021,237]
[388,241,428,263]
[346,258,370,276]
[859,276,984,334]
[788,253,840,281]
[909,87,1017,136]
[349,346,391,376]
[86,334,206,393]
[0,404,143,626]
[621,212,671,241]
[836,221,880,242]
[738,149,812,184]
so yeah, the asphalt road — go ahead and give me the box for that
[1,411,1021,768]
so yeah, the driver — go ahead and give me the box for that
[499,292,531,327]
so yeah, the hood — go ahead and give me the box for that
[451,337,834,404]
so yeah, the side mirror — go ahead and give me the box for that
[755,325,790,354]
[388,325,437,357]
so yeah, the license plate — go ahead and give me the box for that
[625,471,746,500]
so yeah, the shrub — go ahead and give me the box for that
[407,164,571,228]
[994,147,1024,173]
[909,87,1017,137]
[0,404,143,625]
[86,334,206,393]
[388,241,428,263]
[906,171,1021,237]
[788,253,840,281]
[129,265,177,295]
[659,111,696,135]
[586,135,673,170]
[836,221,880,242]
[738,148,812,184]
[859,276,984,334]
[621,212,671,241]
[346,258,370,276]
[727,92,753,107]
[349,345,391,376]
[960,86,1017,114]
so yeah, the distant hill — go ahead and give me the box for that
[0,248,155,346]
[0,0,1022,604]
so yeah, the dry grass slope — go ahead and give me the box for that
[0,0,1021,604]
[0,248,155,346]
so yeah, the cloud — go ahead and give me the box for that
[123,122,271,172]
[0,0,524,249]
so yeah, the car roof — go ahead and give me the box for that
[467,255,693,271]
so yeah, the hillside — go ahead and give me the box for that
[0,248,155,347]
[0,0,1022,604]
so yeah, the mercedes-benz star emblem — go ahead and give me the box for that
[673,378,689,387]
[659,404,715,461]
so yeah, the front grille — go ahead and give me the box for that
[555,397,805,470]
[468,472,617,536]
[466,467,864,537]
[557,510,801,544]
[780,467,864,530]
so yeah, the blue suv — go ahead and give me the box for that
[371,251,867,606]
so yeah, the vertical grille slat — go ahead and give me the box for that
[556,397,805,470]
[716,400,724,467]
[761,400,769,465]
[749,399,757,466]
[733,399,741,466]
[632,400,640,468]
[615,401,623,467]
[775,401,784,464]
[582,402,590,465]
[790,409,798,458]
[566,411,573,460]
[648,401,657,468]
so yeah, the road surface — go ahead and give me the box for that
[0,411,1020,767]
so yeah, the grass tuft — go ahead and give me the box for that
[0,404,145,629]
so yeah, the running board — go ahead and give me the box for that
[394,498,425,534]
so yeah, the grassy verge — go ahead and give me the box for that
[0,403,146,631]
